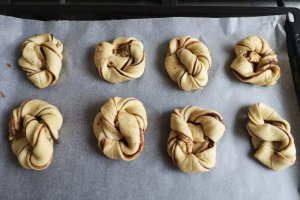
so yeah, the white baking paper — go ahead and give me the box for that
[0,15,299,200]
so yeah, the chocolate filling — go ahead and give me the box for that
[120,137,129,146]
[39,47,47,70]
[41,43,62,59]
[116,40,134,57]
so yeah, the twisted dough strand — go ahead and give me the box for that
[93,97,147,161]
[18,33,63,88]
[9,99,63,170]
[165,36,211,91]
[167,106,225,173]
[94,37,146,83]
[247,103,296,170]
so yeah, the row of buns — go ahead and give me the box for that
[18,34,281,89]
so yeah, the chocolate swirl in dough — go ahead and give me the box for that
[94,37,146,83]
[93,97,147,161]
[247,103,296,170]
[165,36,212,91]
[167,106,225,173]
[18,33,63,89]
[231,35,280,86]
[9,99,63,170]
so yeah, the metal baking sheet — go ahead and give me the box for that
[0,15,299,200]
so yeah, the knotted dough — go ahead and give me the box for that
[231,35,280,86]
[9,99,63,170]
[247,103,296,170]
[93,97,147,161]
[18,33,63,88]
[167,106,225,173]
[165,36,212,91]
[94,37,146,83]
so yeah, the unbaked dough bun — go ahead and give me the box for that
[18,33,63,88]
[165,36,211,91]
[167,106,225,173]
[93,97,148,161]
[247,103,296,170]
[231,35,280,86]
[94,37,146,83]
[9,99,63,170]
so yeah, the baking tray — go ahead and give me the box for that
[0,1,300,198]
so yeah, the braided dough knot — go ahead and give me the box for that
[167,106,225,173]
[93,97,148,161]
[18,33,63,88]
[247,103,296,170]
[165,36,212,91]
[9,99,63,170]
[94,37,146,83]
[231,35,280,86]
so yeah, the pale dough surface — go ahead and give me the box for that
[231,35,280,86]
[93,97,148,161]
[247,103,296,170]
[165,36,211,91]
[18,33,63,89]
[94,37,146,83]
[9,99,63,170]
[167,106,225,173]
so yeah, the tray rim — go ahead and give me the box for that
[0,5,300,20]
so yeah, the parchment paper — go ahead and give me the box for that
[0,15,299,200]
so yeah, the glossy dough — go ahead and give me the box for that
[247,103,296,170]
[93,97,148,161]
[165,36,212,91]
[167,106,225,173]
[231,35,280,86]
[9,99,63,170]
[94,37,146,83]
[18,33,63,88]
